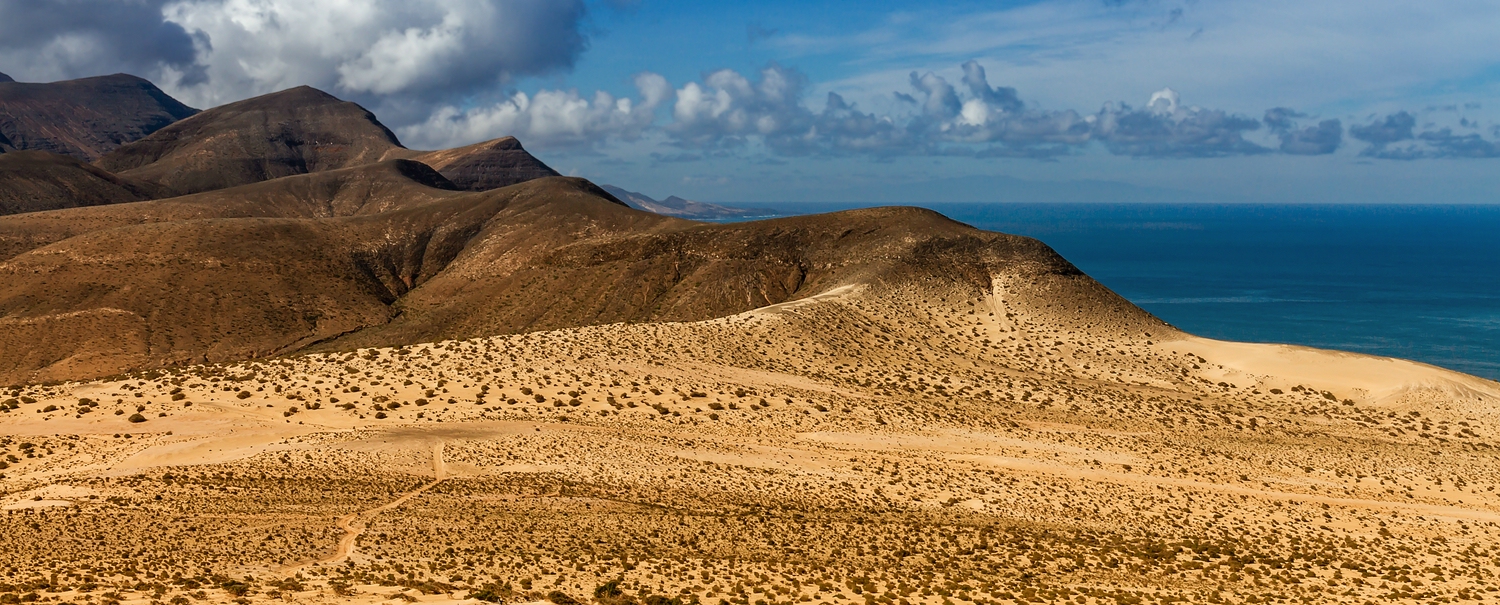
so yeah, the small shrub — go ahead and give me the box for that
[594,581,623,601]
[328,580,355,597]
[466,583,511,603]
[220,581,250,597]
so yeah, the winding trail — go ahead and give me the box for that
[282,442,447,574]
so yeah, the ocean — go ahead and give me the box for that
[757,203,1500,381]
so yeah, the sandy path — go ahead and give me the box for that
[282,442,447,574]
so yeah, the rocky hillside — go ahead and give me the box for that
[0,74,196,160]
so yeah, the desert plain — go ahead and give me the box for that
[5,278,1500,605]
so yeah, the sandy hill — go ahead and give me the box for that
[0,150,163,215]
[322,205,1161,354]
[386,136,562,191]
[602,184,772,219]
[0,73,197,160]
[95,86,405,195]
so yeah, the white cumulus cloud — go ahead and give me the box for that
[401,73,671,150]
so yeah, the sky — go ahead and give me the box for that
[2,0,1498,204]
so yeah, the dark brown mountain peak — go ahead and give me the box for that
[0,73,197,160]
[0,72,13,83]
[484,136,524,150]
[394,135,562,192]
[96,85,405,195]
[230,85,357,113]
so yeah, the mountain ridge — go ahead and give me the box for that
[95,86,405,195]
[385,136,563,192]
[0,73,197,160]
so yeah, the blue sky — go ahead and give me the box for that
[526,0,1500,204]
[3,0,1498,204]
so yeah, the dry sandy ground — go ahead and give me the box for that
[2,283,1499,605]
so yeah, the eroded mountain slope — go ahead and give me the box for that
[0,74,197,160]
[95,87,405,195]
[0,151,163,216]
[0,175,626,383]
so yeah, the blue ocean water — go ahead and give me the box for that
[759,203,1500,381]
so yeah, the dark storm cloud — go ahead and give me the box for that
[1262,107,1304,131]
[1418,130,1500,158]
[960,61,1024,114]
[808,91,912,155]
[1348,111,1500,159]
[1264,108,1342,155]
[908,70,963,120]
[0,1,202,83]
[1277,119,1343,155]
[1349,111,1416,146]
[1093,103,1267,158]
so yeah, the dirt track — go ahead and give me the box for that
[281,442,447,574]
